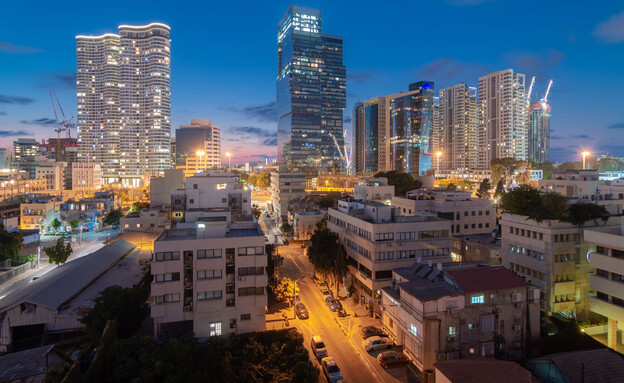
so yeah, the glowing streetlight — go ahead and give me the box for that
[226,152,231,173]
[581,151,591,170]
[196,150,205,172]
[436,151,443,178]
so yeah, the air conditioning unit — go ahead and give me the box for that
[513,325,521,331]
[515,303,523,309]
[238,277,246,282]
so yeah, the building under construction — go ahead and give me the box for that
[528,79,553,163]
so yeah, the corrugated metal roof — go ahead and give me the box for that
[0,345,54,383]
[446,267,528,293]
[0,239,135,312]
[532,349,624,383]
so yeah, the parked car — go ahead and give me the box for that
[362,336,394,352]
[320,287,331,295]
[324,296,340,311]
[311,335,328,359]
[295,302,309,319]
[377,350,409,369]
[321,357,344,382]
[361,326,386,339]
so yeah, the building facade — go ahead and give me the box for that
[77,23,171,187]
[269,169,306,223]
[20,196,61,231]
[277,6,346,174]
[528,101,551,163]
[13,139,39,163]
[175,119,221,168]
[477,70,527,169]
[71,162,102,193]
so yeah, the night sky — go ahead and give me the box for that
[1,0,624,164]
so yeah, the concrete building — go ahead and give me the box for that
[526,349,624,383]
[328,198,452,315]
[584,219,624,349]
[477,70,527,169]
[382,262,540,372]
[353,177,394,202]
[39,137,78,163]
[150,169,185,207]
[501,212,620,320]
[19,195,61,231]
[13,139,39,162]
[152,172,266,338]
[393,189,496,236]
[435,359,538,383]
[35,161,66,193]
[433,83,478,171]
[269,169,306,223]
[70,162,101,194]
[293,211,325,240]
[435,169,491,183]
[175,119,221,168]
[538,169,604,197]
[121,207,170,233]
[452,234,501,265]
[59,198,106,232]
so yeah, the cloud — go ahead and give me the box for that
[52,73,75,87]
[0,41,43,54]
[551,136,562,140]
[0,95,34,104]
[20,118,57,126]
[0,130,34,137]
[607,123,624,130]
[594,12,624,44]
[416,57,490,83]
[569,134,592,139]
[0,112,6,116]
[230,126,276,138]
[347,69,381,84]
[446,0,493,5]
[263,138,278,146]
[223,102,277,122]
[504,49,565,78]
[343,116,352,123]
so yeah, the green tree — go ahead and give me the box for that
[530,193,569,223]
[275,278,299,302]
[50,218,62,232]
[44,237,73,265]
[557,161,582,171]
[280,222,293,234]
[500,185,542,216]
[0,224,23,262]
[476,179,492,199]
[373,170,423,197]
[598,157,624,172]
[307,218,347,296]
[494,179,506,199]
[266,243,276,281]
[446,182,457,191]
[70,219,80,230]
[256,171,272,188]
[251,204,261,219]
[129,201,150,213]
[563,203,610,227]
[104,208,123,225]
[491,163,505,187]
[529,160,555,179]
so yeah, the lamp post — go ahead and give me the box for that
[226,152,231,173]
[582,151,590,170]
[436,151,442,178]
[196,150,205,173]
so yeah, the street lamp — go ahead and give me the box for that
[196,150,205,173]
[581,151,591,170]
[436,151,443,178]
[226,152,231,173]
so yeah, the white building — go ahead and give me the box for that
[393,189,496,236]
[353,177,394,202]
[538,169,604,197]
[71,162,102,193]
[77,23,171,187]
[35,161,66,193]
[478,69,527,169]
[269,168,306,223]
[20,195,61,231]
[153,172,266,338]
[120,207,170,233]
[433,83,478,171]
[327,198,452,315]
[293,211,325,241]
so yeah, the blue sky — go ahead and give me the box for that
[1,0,624,163]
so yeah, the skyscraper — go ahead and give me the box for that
[77,23,171,187]
[528,101,551,163]
[277,6,346,174]
[477,69,527,169]
[175,119,221,168]
[407,81,435,172]
[433,83,478,170]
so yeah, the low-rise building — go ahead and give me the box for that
[393,189,496,236]
[452,234,501,265]
[71,162,102,193]
[270,168,306,223]
[59,198,107,231]
[150,169,185,207]
[353,177,394,202]
[584,218,624,349]
[19,195,61,231]
[435,359,539,383]
[121,207,170,233]
[328,198,452,315]
[381,262,540,372]
[293,211,325,240]
[526,349,624,383]
[539,169,604,197]
[501,212,620,321]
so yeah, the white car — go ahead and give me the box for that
[311,335,328,359]
[321,357,344,382]
[362,336,394,352]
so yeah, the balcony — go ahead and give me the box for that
[590,295,624,320]
[553,280,575,296]
[589,275,624,300]
[589,252,624,275]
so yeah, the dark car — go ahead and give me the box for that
[361,326,386,339]
[377,350,409,369]
[295,303,309,319]
[324,296,340,311]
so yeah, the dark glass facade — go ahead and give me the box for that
[277,6,346,174]
[528,102,551,163]
[175,127,215,166]
[364,103,379,173]
[408,81,434,172]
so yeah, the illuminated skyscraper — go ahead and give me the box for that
[77,23,171,187]
[528,101,551,163]
[277,6,346,174]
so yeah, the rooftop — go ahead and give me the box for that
[528,349,624,383]
[446,267,528,293]
[435,358,539,383]
[0,345,54,383]
[457,233,501,248]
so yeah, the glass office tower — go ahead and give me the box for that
[408,81,435,172]
[528,101,551,163]
[277,6,346,174]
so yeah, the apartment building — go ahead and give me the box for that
[120,207,170,233]
[293,211,325,240]
[353,177,394,202]
[452,234,501,265]
[71,162,102,193]
[501,212,620,320]
[381,262,540,372]
[393,189,496,236]
[152,172,266,338]
[327,199,452,315]
[269,168,306,223]
[584,218,624,349]
[20,195,61,231]
[539,169,604,197]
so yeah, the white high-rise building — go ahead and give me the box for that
[434,83,478,171]
[76,23,171,187]
[477,70,527,169]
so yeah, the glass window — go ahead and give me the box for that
[209,322,221,336]
[448,326,456,336]
[471,294,485,304]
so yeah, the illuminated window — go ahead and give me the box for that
[471,294,485,304]
[409,324,418,337]
[217,183,227,189]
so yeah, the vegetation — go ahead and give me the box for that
[248,170,271,188]
[373,170,423,197]
[565,203,610,227]
[70,219,80,230]
[494,179,505,199]
[44,237,73,265]
[307,218,347,296]
[318,192,342,208]
[251,204,261,219]
[529,160,555,179]
[476,178,491,199]
[446,182,457,191]
[265,243,276,282]
[275,277,299,302]
[0,223,23,262]
[279,222,293,235]
[129,201,150,213]
[534,316,605,356]
[103,208,123,225]
[491,158,532,186]
[50,218,62,232]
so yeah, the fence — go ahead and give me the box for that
[0,261,36,285]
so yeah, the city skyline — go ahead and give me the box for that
[2,1,624,164]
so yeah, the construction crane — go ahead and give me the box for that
[543,79,553,103]
[329,132,350,171]
[526,76,536,107]
[50,88,75,161]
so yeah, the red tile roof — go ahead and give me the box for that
[446,267,528,293]
[435,358,540,383]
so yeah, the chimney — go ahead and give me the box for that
[437,262,443,271]
[428,260,433,267]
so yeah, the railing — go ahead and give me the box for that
[0,261,36,285]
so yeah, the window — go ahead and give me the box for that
[468,323,476,330]
[409,324,418,337]
[193,184,198,189]
[486,210,490,216]
[197,290,223,300]
[448,326,456,336]
[197,249,222,259]
[154,293,180,304]
[155,251,180,261]
[397,250,416,259]
[471,294,485,304]
[241,314,251,321]
[238,247,264,256]
[485,223,490,228]
[481,315,495,333]
[189,199,194,204]
[375,251,394,261]
[471,211,475,216]
[479,211,483,216]
[238,287,265,296]
[155,272,180,282]
[509,227,513,234]
[375,232,394,241]
[221,198,227,203]
[397,232,416,241]
[226,283,235,294]
[197,269,222,280]
[464,211,468,216]
[209,322,221,336]
[375,270,393,280]
[238,267,264,276]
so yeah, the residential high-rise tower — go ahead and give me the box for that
[528,101,551,163]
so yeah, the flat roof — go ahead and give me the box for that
[435,358,539,383]
[0,345,54,383]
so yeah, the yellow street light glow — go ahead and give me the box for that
[196,150,205,156]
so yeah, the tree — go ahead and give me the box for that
[598,157,624,172]
[70,219,80,230]
[307,218,347,297]
[248,174,258,187]
[50,218,62,232]
[529,160,555,179]
[256,171,271,188]
[563,203,610,227]
[529,193,569,223]
[500,185,542,216]
[266,244,276,282]
[557,161,582,172]
[373,170,423,197]
[446,182,457,191]
[280,222,293,235]
[129,201,150,213]
[251,204,261,219]
[44,237,73,265]
[491,163,505,187]
[104,208,123,225]
[476,179,492,199]
[275,278,299,302]
[494,179,505,199]
[0,224,23,262]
